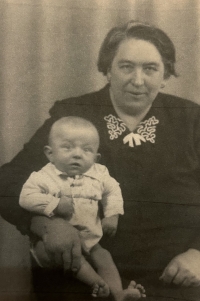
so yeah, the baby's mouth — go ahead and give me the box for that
[70,163,81,167]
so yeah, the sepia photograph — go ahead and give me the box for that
[0,0,200,300]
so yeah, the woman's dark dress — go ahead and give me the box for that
[1,85,200,300]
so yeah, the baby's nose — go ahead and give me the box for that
[73,148,82,158]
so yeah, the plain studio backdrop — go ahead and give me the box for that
[0,0,200,299]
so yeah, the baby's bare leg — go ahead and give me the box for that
[90,244,123,294]
[75,256,110,298]
[90,244,145,301]
[34,240,109,298]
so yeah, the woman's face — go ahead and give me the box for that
[107,38,166,115]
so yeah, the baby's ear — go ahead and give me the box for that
[95,153,101,163]
[44,145,53,162]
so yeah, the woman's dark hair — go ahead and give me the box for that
[97,20,177,79]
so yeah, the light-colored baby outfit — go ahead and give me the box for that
[20,162,124,250]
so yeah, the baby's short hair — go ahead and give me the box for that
[49,116,100,146]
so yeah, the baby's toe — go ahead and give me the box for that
[91,284,99,297]
[136,284,145,292]
[128,280,137,289]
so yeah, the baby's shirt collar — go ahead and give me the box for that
[51,163,100,181]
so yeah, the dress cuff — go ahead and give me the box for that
[104,207,124,218]
[44,196,60,217]
[188,240,200,251]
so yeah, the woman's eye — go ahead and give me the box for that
[120,65,133,73]
[144,66,158,74]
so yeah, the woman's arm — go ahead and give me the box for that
[0,117,53,233]
[160,108,200,287]
[31,216,82,271]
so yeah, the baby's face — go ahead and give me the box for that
[50,125,99,177]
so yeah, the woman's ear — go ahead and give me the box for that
[107,70,111,83]
[160,82,166,89]
[95,153,101,163]
[161,78,168,89]
[44,145,53,163]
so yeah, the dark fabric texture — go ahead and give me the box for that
[1,84,200,299]
[30,256,200,301]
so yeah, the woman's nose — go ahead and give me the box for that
[131,69,144,86]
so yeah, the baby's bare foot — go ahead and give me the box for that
[115,281,146,301]
[135,283,146,298]
[92,284,99,298]
[91,281,110,298]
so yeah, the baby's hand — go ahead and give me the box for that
[102,215,119,237]
[54,195,74,219]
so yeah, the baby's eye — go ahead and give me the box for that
[84,147,92,152]
[63,145,71,150]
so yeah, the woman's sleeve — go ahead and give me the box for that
[187,110,200,250]
[0,100,65,235]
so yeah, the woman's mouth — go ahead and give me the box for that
[127,91,146,99]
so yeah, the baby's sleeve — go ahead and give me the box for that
[100,167,124,218]
[19,171,60,217]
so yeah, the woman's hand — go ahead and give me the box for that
[53,196,74,219]
[160,249,200,286]
[102,215,119,237]
[31,216,81,272]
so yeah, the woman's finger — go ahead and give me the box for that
[71,237,82,272]
[62,248,72,271]
[160,263,178,284]
[54,252,63,267]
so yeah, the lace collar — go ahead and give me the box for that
[104,114,159,147]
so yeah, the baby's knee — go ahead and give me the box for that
[99,247,112,259]
[91,245,112,260]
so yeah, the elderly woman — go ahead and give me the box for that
[1,20,200,300]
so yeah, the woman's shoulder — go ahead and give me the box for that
[156,92,200,109]
[49,84,110,118]
[153,92,200,126]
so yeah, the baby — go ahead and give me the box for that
[19,116,145,301]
